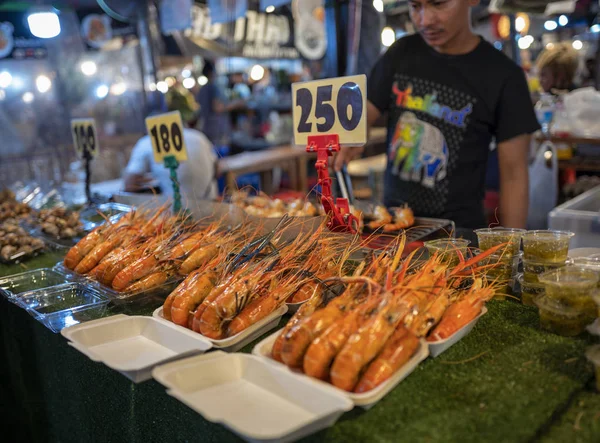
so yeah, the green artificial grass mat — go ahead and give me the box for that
[1,252,599,442]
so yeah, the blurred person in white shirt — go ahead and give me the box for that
[123,121,218,203]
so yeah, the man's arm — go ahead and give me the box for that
[333,101,382,171]
[123,140,152,192]
[213,98,246,113]
[497,134,530,228]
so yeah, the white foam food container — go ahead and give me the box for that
[251,329,429,409]
[152,351,353,443]
[61,314,212,383]
[426,306,488,358]
[152,304,288,353]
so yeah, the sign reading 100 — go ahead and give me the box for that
[145,111,188,163]
[292,75,367,147]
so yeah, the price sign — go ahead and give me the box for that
[292,74,367,147]
[71,119,99,159]
[145,111,188,163]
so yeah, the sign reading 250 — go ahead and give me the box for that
[292,74,367,147]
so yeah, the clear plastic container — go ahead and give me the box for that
[522,259,567,283]
[548,187,600,249]
[522,230,574,263]
[79,203,132,231]
[468,250,520,298]
[585,345,600,392]
[517,274,545,306]
[424,238,470,266]
[535,295,593,336]
[53,261,182,304]
[569,257,600,279]
[538,267,598,315]
[18,282,109,317]
[0,268,72,300]
[474,227,525,256]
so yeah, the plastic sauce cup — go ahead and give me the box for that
[479,252,522,299]
[538,267,599,316]
[475,227,525,256]
[424,238,470,267]
[535,295,593,337]
[522,259,567,284]
[522,230,574,263]
[517,274,545,307]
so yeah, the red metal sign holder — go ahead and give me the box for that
[306,134,359,233]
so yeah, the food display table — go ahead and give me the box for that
[2,253,600,442]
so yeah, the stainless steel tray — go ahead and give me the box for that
[361,216,455,249]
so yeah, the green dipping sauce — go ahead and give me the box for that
[544,286,597,317]
[522,231,573,263]
[479,236,520,255]
[521,290,537,306]
[538,308,590,336]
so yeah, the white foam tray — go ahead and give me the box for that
[152,351,353,443]
[62,314,213,383]
[587,319,600,336]
[427,306,488,358]
[252,329,429,409]
[153,304,288,352]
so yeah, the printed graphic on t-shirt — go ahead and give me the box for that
[387,74,475,214]
[389,112,448,188]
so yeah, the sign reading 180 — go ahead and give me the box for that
[292,74,367,147]
[145,111,188,163]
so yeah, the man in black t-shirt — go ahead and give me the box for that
[335,0,540,229]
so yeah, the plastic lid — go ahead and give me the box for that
[424,238,470,250]
[517,274,545,290]
[534,295,589,317]
[522,258,569,267]
[570,257,600,269]
[538,267,599,287]
[522,230,575,240]
[474,227,526,235]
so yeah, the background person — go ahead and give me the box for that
[536,42,579,93]
[335,0,539,231]
[123,115,218,203]
[195,60,245,147]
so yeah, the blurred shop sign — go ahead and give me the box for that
[382,0,409,14]
[184,2,326,60]
[77,9,137,50]
[0,11,47,60]
[207,0,248,24]
[545,1,576,15]
[160,0,193,34]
